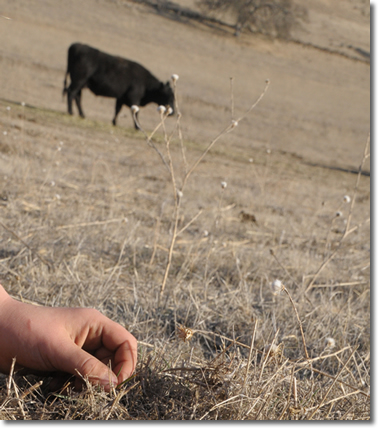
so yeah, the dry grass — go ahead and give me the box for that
[0,68,370,420]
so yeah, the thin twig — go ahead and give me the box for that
[105,382,140,420]
[242,320,258,392]
[305,134,370,293]
[0,219,52,269]
[278,365,296,420]
[296,345,351,365]
[199,394,250,420]
[133,109,171,173]
[172,79,188,174]
[307,346,358,419]
[230,77,235,119]
[20,381,43,400]
[304,367,369,398]
[182,79,270,190]
[6,358,16,397]
[282,285,309,359]
[176,209,203,237]
[258,329,280,383]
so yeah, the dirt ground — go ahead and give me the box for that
[0,0,371,420]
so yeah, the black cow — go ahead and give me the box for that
[63,43,175,129]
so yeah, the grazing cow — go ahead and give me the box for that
[62,43,175,129]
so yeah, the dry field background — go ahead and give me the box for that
[0,0,370,420]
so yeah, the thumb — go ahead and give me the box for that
[56,341,118,390]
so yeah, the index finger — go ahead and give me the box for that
[102,320,138,381]
[83,313,138,382]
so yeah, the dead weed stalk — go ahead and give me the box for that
[135,77,270,300]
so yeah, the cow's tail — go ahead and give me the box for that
[62,47,71,99]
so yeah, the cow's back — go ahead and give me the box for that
[67,43,102,79]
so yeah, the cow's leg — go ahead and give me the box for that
[132,111,141,130]
[112,99,123,126]
[124,87,143,129]
[75,90,85,118]
[67,88,74,115]
[67,79,86,117]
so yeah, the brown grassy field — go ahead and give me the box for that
[0,0,370,420]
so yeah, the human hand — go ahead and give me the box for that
[0,285,137,391]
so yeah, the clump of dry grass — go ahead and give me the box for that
[0,334,370,420]
[0,75,370,420]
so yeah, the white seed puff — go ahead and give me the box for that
[324,337,336,349]
[271,279,284,295]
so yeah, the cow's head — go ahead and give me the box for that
[158,81,175,116]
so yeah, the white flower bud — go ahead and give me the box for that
[131,105,139,114]
[231,120,238,128]
[343,195,351,203]
[177,190,183,199]
[221,181,227,189]
[21,101,25,107]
